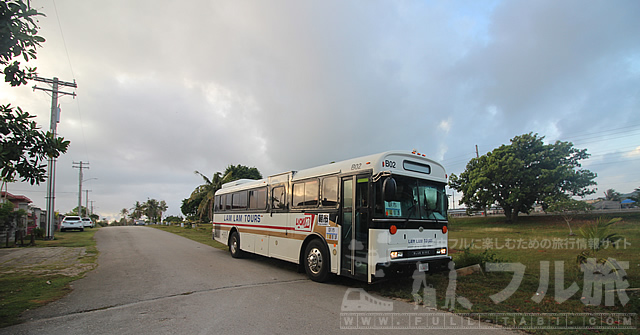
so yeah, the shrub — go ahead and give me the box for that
[453,244,506,269]
[32,227,45,239]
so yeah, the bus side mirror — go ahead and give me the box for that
[382,177,397,201]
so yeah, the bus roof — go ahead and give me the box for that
[216,150,446,194]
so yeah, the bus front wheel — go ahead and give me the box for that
[229,231,243,258]
[304,239,330,282]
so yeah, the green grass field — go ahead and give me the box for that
[0,228,99,328]
[372,213,639,334]
[149,224,227,250]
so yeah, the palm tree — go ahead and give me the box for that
[120,208,129,225]
[604,189,621,201]
[159,200,168,223]
[130,201,144,221]
[144,199,160,223]
[191,171,227,222]
[190,165,262,222]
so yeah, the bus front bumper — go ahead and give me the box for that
[373,256,451,281]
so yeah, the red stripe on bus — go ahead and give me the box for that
[213,222,296,231]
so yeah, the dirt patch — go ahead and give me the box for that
[0,247,96,277]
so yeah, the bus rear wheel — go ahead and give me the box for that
[304,239,330,282]
[229,231,243,258]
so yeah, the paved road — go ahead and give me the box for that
[2,227,515,334]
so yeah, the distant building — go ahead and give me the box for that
[592,201,621,210]
[0,191,33,244]
[621,199,636,208]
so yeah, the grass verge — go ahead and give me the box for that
[0,228,99,328]
[148,224,227,250]
[371,214,640,334]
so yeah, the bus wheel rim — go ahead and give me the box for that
[231,237,238,253]
[307,248,323,274]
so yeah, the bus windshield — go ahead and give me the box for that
[375,176,448,220]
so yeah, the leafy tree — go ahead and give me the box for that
[181,196,200,220]
[0,201,16,246]
[630,187,640,203]
[0,201,27,246]
[1,106,70,184]
[165,215,183,224]
[223,164,262,181]
[546,198,593,236]
[66,206,89,216]
[0,0,44,86]
[159,200,167,222]
[0,1,69,185]
[143,198,159,223]
[189,164,262,222]
[141,198,167,223]
[603,189,621,201]
[449,133,596,223]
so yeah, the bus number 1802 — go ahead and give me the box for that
[383,160,397,168]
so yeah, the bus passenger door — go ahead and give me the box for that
[340,175,369,280]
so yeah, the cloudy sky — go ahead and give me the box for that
[2,0,639,221]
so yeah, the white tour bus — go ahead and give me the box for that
[212,150,450,283]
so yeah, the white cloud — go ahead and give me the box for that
[2,0,638,220]
[624,146,640,158]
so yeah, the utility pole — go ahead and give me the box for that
[84,190,91,217]
[73,161,89,216]
[33,77,77,240]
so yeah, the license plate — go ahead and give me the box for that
[418,263,429,272]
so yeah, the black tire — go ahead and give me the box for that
[60,228,65,232]
[80,228,84,232]
[304,239,330,282]
[229,231,243,258]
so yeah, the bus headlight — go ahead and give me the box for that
[436,248,447,255]
[390,251,403,259]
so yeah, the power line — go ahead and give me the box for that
[584,157,640,167]
[50,0,90,160]
[560,123,640,142]
[51,0,75,79]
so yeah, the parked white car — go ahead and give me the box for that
[82,217,95,228]
[61,216,84,232]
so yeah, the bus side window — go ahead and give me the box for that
[271,186,286,210]
[215,195,221,211]
[293,182,304,207]
[233,191,248,210]
[256,188,267,209]
[322,177,338,207]
[292,180,318,207]
[219,195,226,211]
[225,194,233,211]
[249,188,267,210]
